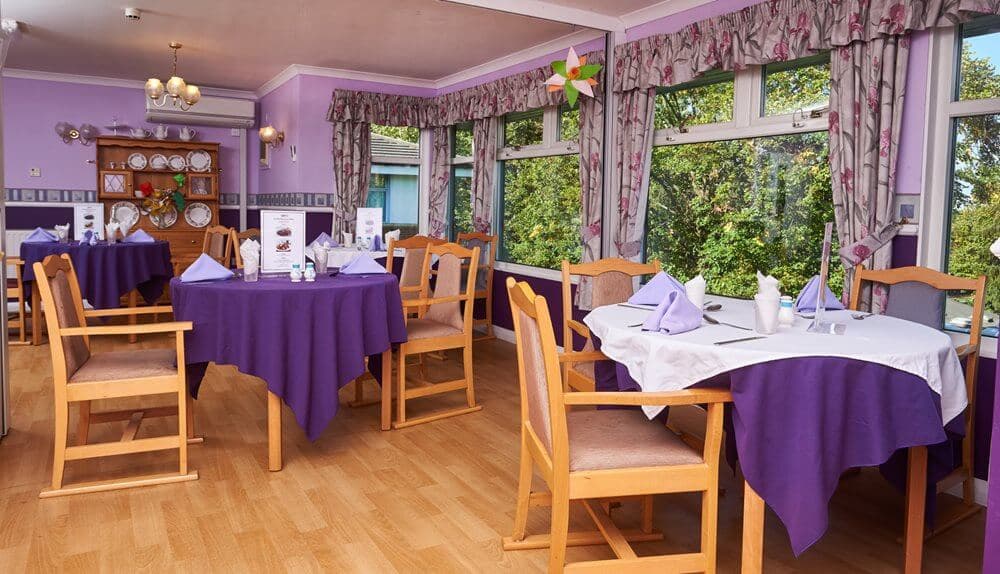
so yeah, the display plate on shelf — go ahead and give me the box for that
[127,153,148,170]
[150,153,168,170]
[184,202,213,228]
[150,205,178,229]
[167,155,187,171]
[187,150,212,172]
[110,201,140,233]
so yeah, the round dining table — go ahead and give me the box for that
[170,272,408,471]
[585,296,968,574]
[20,240,174,345]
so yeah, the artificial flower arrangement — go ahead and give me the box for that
[141,173,186,226]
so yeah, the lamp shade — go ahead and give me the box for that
[145,78,165,99]
[259,125,278,143]
[183,84,201,105]
[166,75,186,97]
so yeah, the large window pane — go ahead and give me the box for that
[453,122,473,157]
[504,110,544,147]
[957,16,1000,101]
[450,165,473,238]
[946,113,1000,336]
[560,105,580,141]
[501,155,581,269]
[646,132,839,298]
[369,124,420,237]
[763,54,831,116]
[654,71,734,130]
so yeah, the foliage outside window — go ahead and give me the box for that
[504,110,544,147]
[654,71,734,131]
[560,105,580,141]
[763,54,831,116]
[449,123,474,239]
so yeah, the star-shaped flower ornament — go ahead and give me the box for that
[545,47,601,107]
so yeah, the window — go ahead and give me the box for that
[499,106,581,270]
[370,124,420,237]
[956,15,1000,101]
[449,122,474,238]
[646,57,835,299]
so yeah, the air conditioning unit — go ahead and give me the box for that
[145,95,256,128]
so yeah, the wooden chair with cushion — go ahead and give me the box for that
[5,254,28,345]
[560,258,661,393]
[231,228,261,269]
[202,225,234,267]
[33,254,199,497]
[851,264,987,536]
[393,242,482,429]
[386,234,447,309]
[456,232,497,340]
[503,277,731,572]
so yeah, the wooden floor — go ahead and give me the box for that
[0,334,986,573]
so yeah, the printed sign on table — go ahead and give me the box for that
[261,210,306,273]
[355,207,383,247]
[73,203,105,240]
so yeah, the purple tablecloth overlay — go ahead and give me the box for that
[20,240,173,309]
[593,341,962,556]
[171,273,407,440]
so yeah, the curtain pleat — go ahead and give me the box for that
[611,88,656,261]
[332,120,371,238]
[428,126,451,238]
[471,118,498,234]
[576,94,605,309]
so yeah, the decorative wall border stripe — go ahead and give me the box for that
[4,188,96,203]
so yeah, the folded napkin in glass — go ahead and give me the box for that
[795,275,844,312]
[628,271,686,306]
[123,229,155,243]
[340,253,386,275]
[642,289,702,335]
[79,229,98,245]
[239,239,261,274]
[23,227,57,243]
[370,234,384,251]
[385,229,401,245]
[180,253,235,283]
[312,232,338,248]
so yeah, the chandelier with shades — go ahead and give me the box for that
[145,42,200,111]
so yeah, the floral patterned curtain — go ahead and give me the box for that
[471,117,498,234]
[576,88,605,310]
[428,126,451,238]
[829,37,908,312]
[610,88,656,260]
[331,120,371,237]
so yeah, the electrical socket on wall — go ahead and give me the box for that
[29,167,41,177]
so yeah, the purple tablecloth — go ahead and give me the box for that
[594,348,962,556]
[20,241,173,309]
[171,273,408,440]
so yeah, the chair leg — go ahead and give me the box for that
[701,487,718,574]
[186,394,196,440]
[511,433,533,542]
[463,345,476,408]
[76,401,91,446]
[641,495,654,534]
[177,386,188,475]
[52,401,69,490]
[548,485,570,574]
[396,349,407,426]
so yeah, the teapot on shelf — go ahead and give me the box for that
[179,126,198,141]
[154,124,170,140]
[129,127,152,139]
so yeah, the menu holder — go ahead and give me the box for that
[73,204,105,240]
[808,222,846,335]
[355,207,383,248]
[260,210,306,273]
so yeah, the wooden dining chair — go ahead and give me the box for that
[393,242,482,429]
[202,225,234,267]
[5,254,28,345]
[851,264,987,536]
[33,254,199,497]
[456,232,497,340]
[386,234,447,307]
[232,228,261,269]
[560,258,661,393]
[503,277,731,572]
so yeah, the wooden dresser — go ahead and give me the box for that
[96,137,220,276]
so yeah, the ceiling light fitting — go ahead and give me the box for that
[145,42,201,111]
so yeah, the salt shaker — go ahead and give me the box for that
[304,262,317,282]
[778,295,795,326]
[290,263,303,283]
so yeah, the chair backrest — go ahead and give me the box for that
[456,232,497,292]
[419,242,480,334]
[560,258,661,347]
[5,256,24,296]
[232,228,261,269]
[32,254,91,384]
[388,235,446,300]
[507,277,567,461]
[202,225,234,266]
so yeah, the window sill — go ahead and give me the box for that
[495,261,567,283]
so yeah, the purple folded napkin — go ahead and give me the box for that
[312,232,337,248]
[628,271,686,306]
[340,253,386,275]
[79,229,95,245]
[23,227,57,243]
[642,290,702,335]
[795,275,845,313]
[123,229,155,243]
[370,235,384,251]
[180,253,235,283]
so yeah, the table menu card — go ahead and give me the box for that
[73,204,105,240]
[355,207,383,247]
[261,210,306,273]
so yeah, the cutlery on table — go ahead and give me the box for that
[851,312,871,320]
[702,314,752,331]
[714,335,767,346]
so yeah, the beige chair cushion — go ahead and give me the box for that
[208,232,226,260]
[406,318,462,340]
[567,410,703,471]
[70,349,178,383]
[399,248,426,300]
[423,253,464,331]
[570,360,595,381]
[50,270,90,378]
[591,271,635,308]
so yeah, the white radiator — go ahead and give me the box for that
[5,228,37,276]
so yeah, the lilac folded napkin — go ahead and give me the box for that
[340,253,386,275]
[629,271,687,306]
[180,253,235,283]
[23,227,57,243]
[123,229,155,243]
[370,235,384,251]
[79,229,95,245]
[312,232,338,248]
[795,275,845,313]
[642,290,703,335]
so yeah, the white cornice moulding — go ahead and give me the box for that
[256,64,437,98]
[1,68,258,100]
[441,0,624,32]
[618,0,716,32]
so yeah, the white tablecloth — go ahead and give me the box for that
[584,296,968,423]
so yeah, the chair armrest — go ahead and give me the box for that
[84,305,174,318]
[562,389,733,407]
[59,321,193,337]
[955,343,979,359]
[567,319,590,339]
[402,294,468,308]
[559,351,607,364]
[4,257,24,266]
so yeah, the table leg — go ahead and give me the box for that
[380,349,392,431]
[267,390,282,471]
[31,287,42,346]
[903,445,928,574]
[128,290,138,344]
[741,480,764,574]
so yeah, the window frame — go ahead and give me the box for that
[447,123,474,240]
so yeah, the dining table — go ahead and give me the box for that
[584,296,968,574]
[20,240,174,345]
[170,271,408,471]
